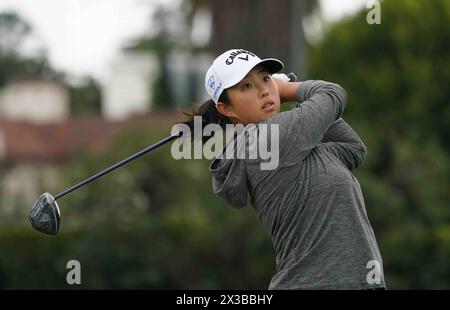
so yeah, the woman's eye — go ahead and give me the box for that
[243,83,253,89]
[263,76,271,82]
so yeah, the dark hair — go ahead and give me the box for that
[181,90,233,144]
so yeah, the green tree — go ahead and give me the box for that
[68,77,102,115]
[0,127,275,289]
[0,11,31,56]
[307,0,450,288]
[126,5,177,109]
[0,12,58,87]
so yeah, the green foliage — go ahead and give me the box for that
[307,0,450,288]
[0,11,31,56]
[308,0,450,148]
[1,0,448,289]
[68,77,102,115]
[0,12,58,86]
[125,5,177,109]
[0,127,274,289]
[128,35,175,109]
[0,53,57,87]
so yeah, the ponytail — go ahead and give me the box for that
[180,90,232,144]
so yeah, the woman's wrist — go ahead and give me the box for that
[280,82,303,103]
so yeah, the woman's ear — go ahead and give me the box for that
[216,102,238,120]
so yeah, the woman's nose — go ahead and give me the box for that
[259,85,269,98]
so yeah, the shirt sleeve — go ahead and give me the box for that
[274,80,348,165]
[319,118,368,170]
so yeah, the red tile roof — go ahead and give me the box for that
[0,110,186,164]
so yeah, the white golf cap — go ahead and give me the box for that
[205,49,284,104]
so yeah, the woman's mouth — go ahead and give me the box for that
[262,100,275,111]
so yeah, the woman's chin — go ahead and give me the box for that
[265,106,281,118]
[259,111,279,122]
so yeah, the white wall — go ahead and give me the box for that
[0,81,69,124]
[102,51,159,121]
[167,51,213,105]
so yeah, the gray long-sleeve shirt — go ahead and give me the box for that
[210,80,386,290]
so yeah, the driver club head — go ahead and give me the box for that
[29,193,61,235]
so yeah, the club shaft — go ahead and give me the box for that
[54,133,181,201]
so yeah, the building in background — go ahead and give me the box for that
[0,0,315,220]
[102,51,159,121]
[102,49,212,120]
[167,50,212,106]
[0,111,182,219]
[0,78,69,124]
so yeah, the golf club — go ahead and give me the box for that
[29,132,182,235]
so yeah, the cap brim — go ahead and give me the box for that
[223,58,284,90]
[259,58,284,74]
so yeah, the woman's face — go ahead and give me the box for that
[216,65,281,125]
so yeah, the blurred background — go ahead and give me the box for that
[0,0,448,289]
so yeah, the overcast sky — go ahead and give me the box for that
[0,0,369,82]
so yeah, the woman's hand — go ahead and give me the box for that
[272,75,303,103]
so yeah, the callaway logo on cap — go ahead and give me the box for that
[205,49,284,104]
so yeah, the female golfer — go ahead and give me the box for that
[184,49,386,290]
